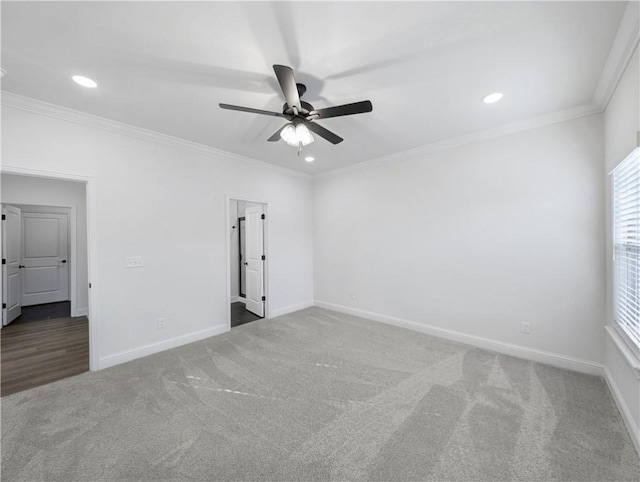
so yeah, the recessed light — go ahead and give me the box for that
[72,75,98,88]
[483,92,503,104]
[304,156,315,162]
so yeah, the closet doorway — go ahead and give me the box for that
[228,199,267,328]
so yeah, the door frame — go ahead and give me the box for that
[238,216,246,299]
[225,196,269,330]
[0,165,99,371]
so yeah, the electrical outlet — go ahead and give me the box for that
[158,317,166,329]
[521,322,530,334]
[126,256,144,268]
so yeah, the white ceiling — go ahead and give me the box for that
[0,1,629,174]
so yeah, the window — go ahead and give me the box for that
[613,147,640,351]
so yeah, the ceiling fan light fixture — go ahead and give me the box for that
[280,122,314,146]
[280,123,297,146]
[296,123,314,146]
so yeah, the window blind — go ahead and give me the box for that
[613,147,640,349]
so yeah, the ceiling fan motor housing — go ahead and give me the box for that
[283,100,314,116]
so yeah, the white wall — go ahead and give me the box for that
[314,114,605,369]
[603,42,640,451]
[605,45,640,171]
[1,174,89,315]
[1,103,314,368]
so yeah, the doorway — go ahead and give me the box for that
[1,171,93,394]
[228,198,267,328]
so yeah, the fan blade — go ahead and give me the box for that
[219,103,286,117]
[311,100,373,120]
[305,122,344,145]
[273,65,302,112]
[267,125,286,142]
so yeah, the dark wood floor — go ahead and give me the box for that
[10,301,71,325]
[1,316,89,396]
[231,301,261,328]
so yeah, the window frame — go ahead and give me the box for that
[611,146,640,357]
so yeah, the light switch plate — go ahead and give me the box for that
[126,256,144,268]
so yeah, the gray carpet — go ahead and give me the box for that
[2,307,638,481]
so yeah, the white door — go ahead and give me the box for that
[244,205,265,317]
[21,212,69,306]
[2,205,22,325]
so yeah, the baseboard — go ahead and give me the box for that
[98,323,229,370]
[604,367,640,456]
[72,307,88,317]
[314,300,604,376]
[269,300,314,319]
[231,296,243,304]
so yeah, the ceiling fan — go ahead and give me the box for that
[219,65,373,151]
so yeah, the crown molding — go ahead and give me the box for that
[315,102,602,181]
[3,91,601,183]
[593,0,640,110]
[4,8,630,187]
[0,91,313,182]
[0,5,635,183]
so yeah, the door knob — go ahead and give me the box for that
[18,265,25,269]
[61,260,67,263]
[244,262,248,266]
